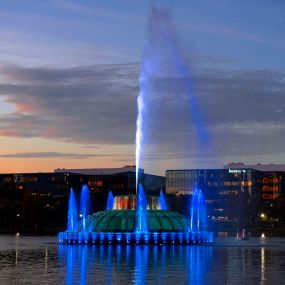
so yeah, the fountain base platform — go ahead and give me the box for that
[58,231,214,245]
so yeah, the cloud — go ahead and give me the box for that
[79,146,100,149]
[0,151,131,159]
[0,63,139,144]
[0,62,284,166]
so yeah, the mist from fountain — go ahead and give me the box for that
[136,184,148,233]
[80,185,90,231]
[190,187,207,232]
[106,191,114,210]
[67,188,78,232]
[159,190,168,210]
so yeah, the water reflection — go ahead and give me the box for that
[66,246,75,285]
[2,237,285,285]
[188,247,212,284]
[60,245,213,285]
[134,246,148,285]
[15,249,18,266]
[261,247,265,285]
[106,245,112,285]
[80,246,87,285]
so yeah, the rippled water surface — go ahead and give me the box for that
[0,235,285,284]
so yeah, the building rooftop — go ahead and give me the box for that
[225,163,285,172]
[54,166,143,175]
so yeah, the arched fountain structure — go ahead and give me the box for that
[58,185,213,245]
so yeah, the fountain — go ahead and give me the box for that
[135,94,144,192]
[67,188,77,232]
[136,184,148,234]
[159,190,168,210]
[106,191,114,210]
[190,187,207,232]
[80,185,90,231]
[58,185,213,244]
[58,6,214,245]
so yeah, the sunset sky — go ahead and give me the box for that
[0,0,284,175]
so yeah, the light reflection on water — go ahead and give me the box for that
[1,236,285,284]
[61,244,211,285]
[261,247,265,285]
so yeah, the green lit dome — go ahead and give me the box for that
[81,210,191,233]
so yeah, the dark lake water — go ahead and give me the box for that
[0,235,285,284]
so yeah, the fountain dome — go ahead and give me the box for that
[78,210,191,233]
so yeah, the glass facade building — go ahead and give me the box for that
[166,168,285,231]
[166,168,285,200]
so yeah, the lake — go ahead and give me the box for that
[0,235,285,284]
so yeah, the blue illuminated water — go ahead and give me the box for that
[190,187,207,232]
[134,246,148,285]
[106,191,114,210]
[67,188,78,232]
[80,185,90,231]
[159,190,168,210]
[136,184,148,234]
[1,236,285,284]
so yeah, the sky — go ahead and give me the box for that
[0,0,284,175]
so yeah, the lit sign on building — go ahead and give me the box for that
[228,169,246,174]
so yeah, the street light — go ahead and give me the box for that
[260,213,266,219]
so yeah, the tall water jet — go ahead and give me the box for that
[106,191,114,210]
[190,187,207,232]
[134,5,211,185]
[135,95,143,192]
[159,190,168,210]
[136,184,148,233]
[135,10,154,192]
[80,185,90,231]
[67,188,78,232]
